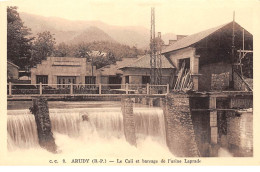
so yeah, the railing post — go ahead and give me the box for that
[9,82,12,96]
[147,83,150,95]
[126,83,129,94]
[40,82,42,95]
[70,83,73,95]
[167,84,170,94]
[99,83,102,95]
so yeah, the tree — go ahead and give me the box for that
[7,6,33,69]
[54,42,70,57]
[52,41,145,68]
[31,31,56,66]
[72,42,90,59]
[92,51,116,69]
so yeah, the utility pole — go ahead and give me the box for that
[157,32,162,85]
[150,7,156,85]
[91,56,94,84]
[231,11,235,88]
[150,7,162,85]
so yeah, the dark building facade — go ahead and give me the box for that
[162,21,253,92]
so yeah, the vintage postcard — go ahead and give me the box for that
[0,0,259,166]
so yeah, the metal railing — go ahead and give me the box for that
[7,82,169,96]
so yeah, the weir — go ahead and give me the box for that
[7,103,167,152]
[7,91,253,157]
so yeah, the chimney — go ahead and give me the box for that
[169,40,177,45]
[177,35,187,40]
[158,32,161,38]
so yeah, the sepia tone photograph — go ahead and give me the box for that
[0,0,259,166]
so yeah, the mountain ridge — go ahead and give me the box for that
[20,12,175,48]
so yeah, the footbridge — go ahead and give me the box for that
[7,83,169,100]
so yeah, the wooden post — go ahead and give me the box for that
[29,97,57,153]
[70,83,73,95]
[9,82,12,96]
[40,82,42,95]
[99,83,102,95]
[126,83,129,94]
[146,83,150,94]
[166,84,170,94]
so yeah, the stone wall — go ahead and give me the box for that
[121,98,137,146]
[227,111,253,156]
[211,72,230,90]
[191,111,210,156]
[162,94,200,157]
[29,97,57,153]
[239,111,253,155]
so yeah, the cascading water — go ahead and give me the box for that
[134,108,166,146]
[7,110,39,150]
[7,104,173,158]
[49,108,124,139]
[7,108,125,150]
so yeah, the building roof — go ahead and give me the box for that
[162,22,232,54]
[7,61,19,69]
[99,58,137,75]
[119,54,175,69]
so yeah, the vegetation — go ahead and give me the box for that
[31,31,56,66]
[53,41,144,68]
[7,6,33,69]
[7,6,144,69]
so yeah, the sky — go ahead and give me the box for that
[4,0,259,35]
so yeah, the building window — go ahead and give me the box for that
[142,76,150,84]
[85,76,96,84]
[109,76,122,89]
[125,76,129,84]
[178,58,190,70]
[36,75,48,85]
[58,78,61,88]
[57,76,76,88]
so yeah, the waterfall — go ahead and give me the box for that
[134,108,166,145]
[7,110,39,150]
[7,107,167,151]
[7,108,125,150]
[49,108,124,139]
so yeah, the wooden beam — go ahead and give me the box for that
[237,50,253,53]
[191,109,247,111]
